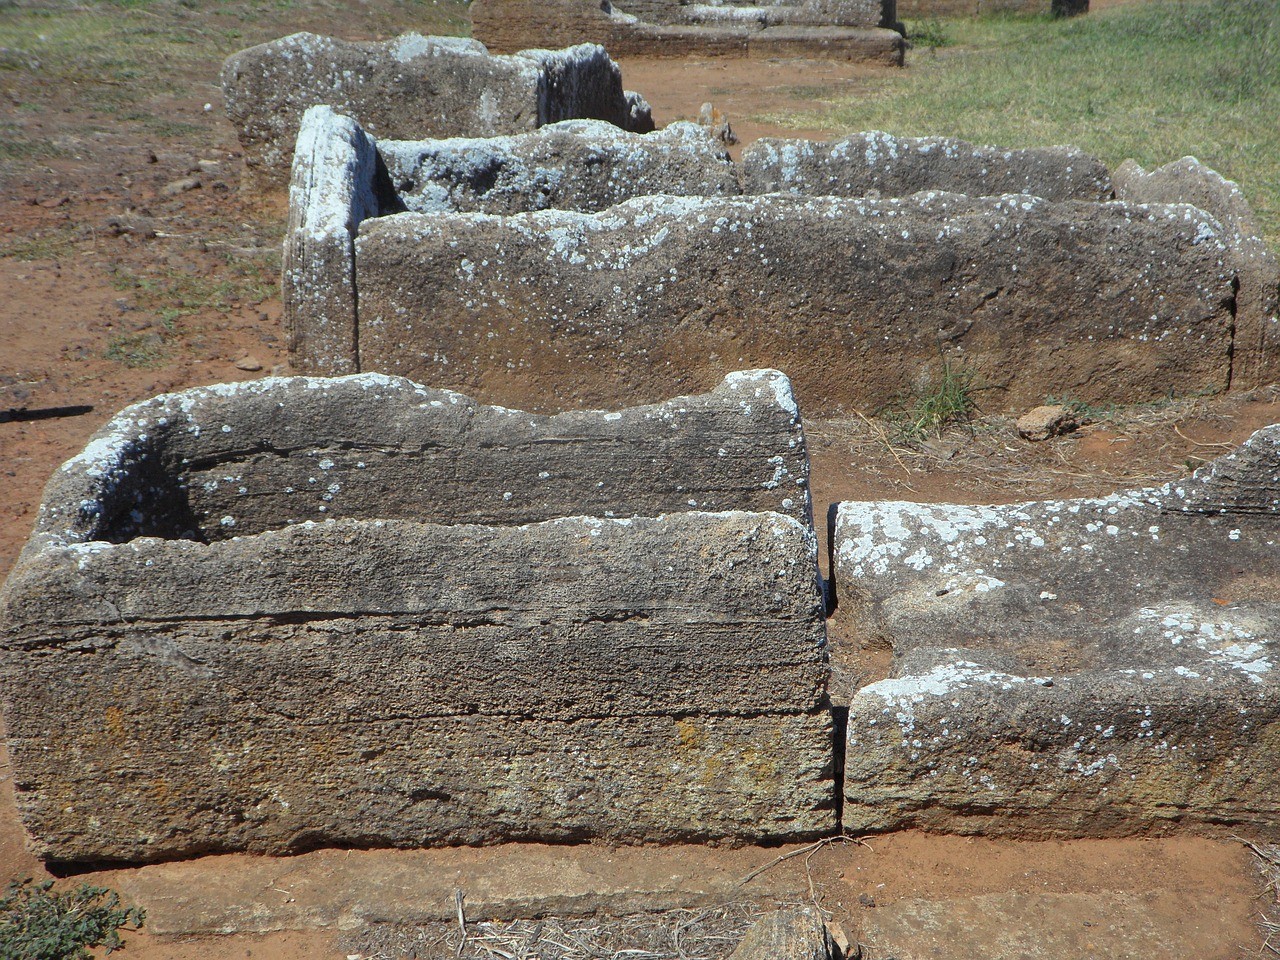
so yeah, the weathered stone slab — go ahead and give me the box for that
[354,192,1236,412]
[2,510,831,864]
[832,426,1280,838]
[1115,156,1280,388]
[82,843,816,937]
[221,33,648,185]
[469,0,905,63]
[379,118,740,215]
[19,370,811,549]
[283,107,736,372]
[728,906,834,960]
[860,891,1243,960]
[742,131,1112,202]
[1,374,830,864]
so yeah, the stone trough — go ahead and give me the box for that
[284,105,1260,414]
[0,371,833,865]
[469,0,906,63]
[221,33,654,186]
[830,426,1280,839]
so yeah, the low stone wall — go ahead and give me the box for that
[288,109,1261,412]
[830,426,1280,839]
[0,372,830,864]
[469,0,906,63]
[741,131,1112,202]
[221,33,653,187]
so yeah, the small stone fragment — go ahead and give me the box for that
[233,355,263,372]
[728,907,834,960]
[1016,404,1078,441]
[698,102,738,145]
[161,177,201,197]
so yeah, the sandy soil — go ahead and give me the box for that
[0,2,1273,957]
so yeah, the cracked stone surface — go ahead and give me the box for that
[377,118,740,216]
[831,425,1280,838]
[1114,155,1280,389]
[221,33,647,185]
[0,374,831,864]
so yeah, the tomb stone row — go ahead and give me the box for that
[286,105,1268,415]
[4,372,1278,863]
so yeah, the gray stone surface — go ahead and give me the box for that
[728,906,834,960]
[378,119,739,215]
[221,33,647,185]
[742,131,1112,202]
[1,374,830,864]
[17,370,812,552]
[1115,156,1280,388]
[831,425,1280,838]
[353,192,1236,413]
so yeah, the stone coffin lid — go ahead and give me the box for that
[831,424,1280,839]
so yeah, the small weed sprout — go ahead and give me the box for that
[888,361,980,442]
[908,18,953,50]
[0,878,144,960]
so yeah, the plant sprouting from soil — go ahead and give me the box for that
[887,361,981,443]
[0,878,145,960]
[907,19,952,50]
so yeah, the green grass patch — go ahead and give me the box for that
[757,0,1280,249]
[906,18,953,49]
[0,878,144,960]
[885,361,981,442]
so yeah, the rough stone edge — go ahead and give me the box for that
[9,368,813,570]
[842,655,1280,839]
[1115,156,1280,389]
[741,130,1113,201]
[284,105,379,376]
[829,423,1280,604]
[376,118,735,214]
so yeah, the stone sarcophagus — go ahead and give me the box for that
[830,426,1280,840]
[285,107,1246,414]
[0,371,833,864]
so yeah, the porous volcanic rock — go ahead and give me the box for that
[16,370,814,549]
[728,906,836,960]
[742,132,1112,202]
[1115,155,1280,389]
[221,33,647,185]
[0,374,831,864]
[284,108,381,375]
[283,106,738,375]
[831,426,1280,838]
[353,192,1236,412]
